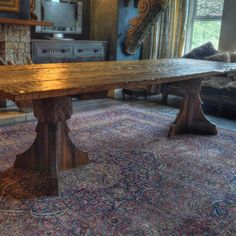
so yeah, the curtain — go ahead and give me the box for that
[141,23,159,94]
[142,0,189,94]
[142,0,189,59]
[142,22,159,59]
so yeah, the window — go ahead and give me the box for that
[185,0,224,52]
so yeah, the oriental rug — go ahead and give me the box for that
[0,104,236,235]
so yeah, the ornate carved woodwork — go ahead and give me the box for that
[168,79,217,137]
[30,0,37,20]
[124,0,167,54]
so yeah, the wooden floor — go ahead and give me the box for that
[0,95,236,131]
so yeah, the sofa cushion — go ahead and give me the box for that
[205,51,231,62]
[225,80,236,98]
[202,76,236,98]
[202,76,233,89]
[230,53,236,63]
[183,41,219,60]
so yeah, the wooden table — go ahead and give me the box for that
[0,58,235,195]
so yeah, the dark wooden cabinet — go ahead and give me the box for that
[31,40,107,64]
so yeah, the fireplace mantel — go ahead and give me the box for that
[0,17,52,26]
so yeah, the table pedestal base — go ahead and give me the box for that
[14,97,89,195]
[168,79,217,137]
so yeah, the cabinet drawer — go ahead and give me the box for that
[37,47,72,57]
[74,46,105,58]
[31,40,107,64]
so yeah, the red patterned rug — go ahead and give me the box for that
[0,104,236,235]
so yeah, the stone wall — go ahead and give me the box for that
[0,24,31,65]
[0,24,31,108]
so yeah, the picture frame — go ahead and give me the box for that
[0,0,19,13]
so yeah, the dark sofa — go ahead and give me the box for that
[161,42,236,118]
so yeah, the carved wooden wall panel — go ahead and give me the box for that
[124,0,167,54]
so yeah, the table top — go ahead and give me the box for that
[0,58,235,101]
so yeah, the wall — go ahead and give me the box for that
[116,0,141,60]
[0,24,31,64]
[0,0,31,64]
[219,0,236,52]
[90,0,141,61]
[0,0,30,19]
[90,0,119,60]
[0,0,31,108]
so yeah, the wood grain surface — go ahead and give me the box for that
[0,58,235,101]
[0,18,53,26]
[5,58,231,195]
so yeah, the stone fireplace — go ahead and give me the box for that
[0,23,31,108]
[0,24,31,65]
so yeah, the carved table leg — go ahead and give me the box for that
[168,79,217,137]
[14,97,89,195]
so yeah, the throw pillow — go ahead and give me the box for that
[182,41,219,60]
[205,51,231,62]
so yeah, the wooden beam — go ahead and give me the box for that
[124,0,167,54]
